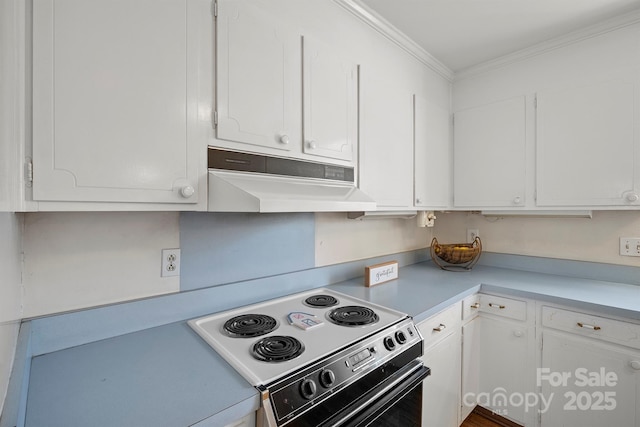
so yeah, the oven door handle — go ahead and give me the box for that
[321,359,430,427]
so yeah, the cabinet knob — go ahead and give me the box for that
[513,196,522,205]
[307,140,317,150]
[416,198,422,205]
[630,360,640,370]
[625,192,639,203]
[279,134,290,145]
[180,185,195,198]
[513,330,524,338]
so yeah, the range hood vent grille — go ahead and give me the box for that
[207,149,376,213]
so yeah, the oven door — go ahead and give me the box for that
[258,350,430,427]
[324,359,430,427]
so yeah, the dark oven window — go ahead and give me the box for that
[367,383,422,427]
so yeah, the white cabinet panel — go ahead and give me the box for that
[216,0,300,152]
[537,79,639,207]
[419,303,461,427]
[541,330,640,427]
[421,330,461,427]
[461,316,480,422]
[32,0,202,205]
[462,294,535,426]
[302,37,357,162]
[359,74,413,208]
[414,95,451,209]
[454,96,527,208]
[476,317,531,424]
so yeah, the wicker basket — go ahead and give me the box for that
[430,236,482,271]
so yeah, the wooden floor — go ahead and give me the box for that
[460,406,522,427]
[460,412,503,427]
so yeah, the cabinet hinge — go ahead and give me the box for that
[212,0,218,17]
[534,96,537,109]
[213,110,218,128]
[24,157,33,185]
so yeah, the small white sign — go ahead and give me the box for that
[365,261,399,287]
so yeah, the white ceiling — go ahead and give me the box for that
[359,0,640,71]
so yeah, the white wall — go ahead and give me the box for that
[315,213,432,266]
[22,212,180,318]
[0,213,23,415]
[435,211,640,266]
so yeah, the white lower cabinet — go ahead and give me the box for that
[541,306,640,427]
[461,294,536,426]
[424,294,640,427]
[418,302,462,427]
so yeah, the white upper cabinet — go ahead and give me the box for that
[536,78,640,207]
[453,96,527,208]
[302,37,357,162]
[216,0,300,153]
[359,73,413,208]
[414,94,451,209]
[214,0,356,165]
[32,0,205,206]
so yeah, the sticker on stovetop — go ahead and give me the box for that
[287,312,324,330]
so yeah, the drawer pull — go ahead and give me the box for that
[577,322,601,330]
[433,324,446,332]
[630,361,640,370]
[470,303,480,309]
[488,303,506,309]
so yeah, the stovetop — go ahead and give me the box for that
[188,288,410,385]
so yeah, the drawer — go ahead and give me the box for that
[419,302,461,349]
[542,306,640,350]
[462,294,481,321]
[478,294,527,321]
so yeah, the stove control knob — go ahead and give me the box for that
[395,331,407,345]
[319,369,336,388]
[300,378,317,400]
[383,336,396,351]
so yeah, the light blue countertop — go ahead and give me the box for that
[21,261,640,427]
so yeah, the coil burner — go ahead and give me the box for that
[304,295,339,308]
[252,336,305,362]
[223,314,278,338]
[328,306,380,327]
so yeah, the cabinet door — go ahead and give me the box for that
[414,95,451,209]
[541,330,640,427]
[536,79,639,207]
[216,0,300,153]
[420,329,461,427]
[476,317,531,425]
[461,317,480,422]
[302,38,357,162]
[32,0,202,204]
[453,96,527,208]
[359,73,413,208]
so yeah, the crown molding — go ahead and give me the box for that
[333,0,454,82]
[455,8,640,81]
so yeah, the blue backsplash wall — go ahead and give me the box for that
[179,212,316,291]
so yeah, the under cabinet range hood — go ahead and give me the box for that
[207,148,376,213]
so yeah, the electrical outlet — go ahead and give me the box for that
[161,248,181,277]
[619,238,640,257]
[467,228,480,243]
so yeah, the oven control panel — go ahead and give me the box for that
[268,318,423,423]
